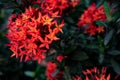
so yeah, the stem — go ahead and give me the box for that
[64,67,72,80]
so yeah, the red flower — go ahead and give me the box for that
[46,61,64,80]
[83,67,110,80]
[97,26,104,33]
[70,0,80,7]
[72,67,111,80]
[46,61,57,79]
[56,55,64,62]
[85,24,97,36]
[77,3,106,36]
[6,6,64,63]
[73,76,82,80]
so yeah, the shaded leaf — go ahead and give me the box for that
[111,59,120,74]
[95,20,108,28]
[108,50,120,55]
[104,29,115,46]
[72,52,89,61]
[65,46,77,54]
[86,44,99,49]
[65,17,75,24]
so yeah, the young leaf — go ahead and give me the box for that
[24,71,35,77]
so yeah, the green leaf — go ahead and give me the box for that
[85,0,90,7]
[65,46,77,54]
[95,21,108,28]
[98,54,104,64]
[111,59,120,74]
[32,4,40,8]
[72,52,89,61]
[104,29,114,46]
[52,69,59,77]
[104,1,112,21]
[108,50,120,55]
[24,71,35,77]
[86,44,99,50]
[65,17,75,24]
[96,0,104,8]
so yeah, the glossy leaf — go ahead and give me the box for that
[96,20,108,28]
[104,1,112,21]
[104,29,115,46]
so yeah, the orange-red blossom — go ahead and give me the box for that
[77,3,106,36]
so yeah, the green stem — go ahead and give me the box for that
[64,67,72,80]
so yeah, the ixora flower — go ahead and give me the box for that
[77,3,107,36]
[6,0,81,64]
[6,6,64,64]
[73,67,110,80]
[46,61,63,80]
[56,55,64,62]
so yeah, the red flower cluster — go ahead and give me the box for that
[83,67,110,80]
[46,61,63,80]
[77,3,106,36]
[73,67,110,80]
[6,0,80,64]
[39,0,80,15]
[6,6,64,63]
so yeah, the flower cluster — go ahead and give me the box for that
[6,0,80,64]
[73,67,110,80]
[77,3,106,36]
[6,6,64,63]
[31,0,80,15]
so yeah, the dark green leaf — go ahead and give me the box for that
[65,46,77,54]
[111,59,120,74]
[96,0,104,8]
[104,1,112,21]
[104,29,115,46]
[96,20,108,28]
[32,4,40,8]
[65,17,75,24]
[86,44,99,49]
[85,0,90,7]
[108,50,120,55]
[72,52,89,61]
